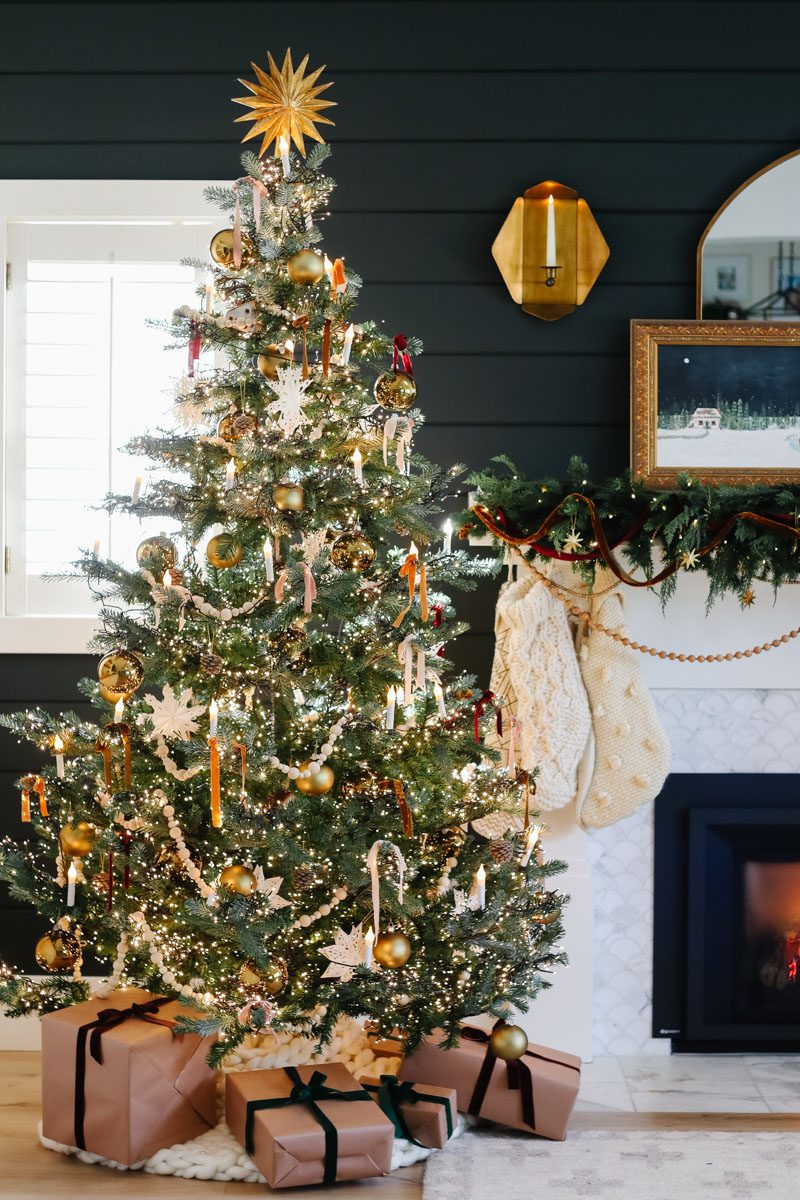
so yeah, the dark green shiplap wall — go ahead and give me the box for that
[2,0,800,965]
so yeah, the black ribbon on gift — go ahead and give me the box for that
[73,996,175,1150]
[461,1022,579,1134]
[244,1066,372,1186]
[363,1074,454,1146]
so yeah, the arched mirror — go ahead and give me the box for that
[698,149,800,320]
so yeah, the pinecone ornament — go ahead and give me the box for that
[292,864,316,891]
[489,837,516,864]
[232,412,258,437]
[200,651,223,677]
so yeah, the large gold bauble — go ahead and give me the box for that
[98,649,144,700]
[286,249,325,286]
[239,957,288,996]
[206,534,243,570]
[220,864,257,895]
[373,930,412,969]
[256,344,292,380]
[373,370,416,412]
[329,530,376,573]
[295,762,335,796]
[272,483,305,513]
[35,928,81,972]
[209,228,254,271]
[135,536,177,572]
[60,821,96,858]
[488,1022,529,1062]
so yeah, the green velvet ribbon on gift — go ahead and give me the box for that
[363,1073,454,1146]
[244,1066,372,1186]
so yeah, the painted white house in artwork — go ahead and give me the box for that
[688,406,721,429]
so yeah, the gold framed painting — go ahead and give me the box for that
[631,320,800,487]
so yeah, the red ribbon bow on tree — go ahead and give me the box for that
[392,334,413,377]
[473,690,502,743]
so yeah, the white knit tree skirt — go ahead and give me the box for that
[38,1016,463,1181]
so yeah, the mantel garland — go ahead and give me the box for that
[463,456,800,608]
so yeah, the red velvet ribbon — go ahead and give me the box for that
[118,830,133,890]
[188,320,202,377]
[492,505,647,563]
[432,604,443,629]
[392,334,413,377]
[473,690,501,743]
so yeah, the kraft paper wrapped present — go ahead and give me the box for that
[364,1021,406,1057]
[41,987,218,1165]
[226,1062,394,1188]
[362,1072,456,1149]
[399,1023,581,1140]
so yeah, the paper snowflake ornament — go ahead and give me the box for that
[453,889,481,916]
[173,375,208,428]
[299,528,328,567]
[319,923,366,981]
[137,685,206,741]
[253,867,291,910]
[266,362,313,437]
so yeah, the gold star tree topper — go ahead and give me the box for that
[233,49,336,158]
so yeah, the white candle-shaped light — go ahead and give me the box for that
[545,194,557,268]
[205,276,214,314]
[278,134,290,177]
[284,337,295,360]
[442,518,453,555]
[225,457,236,491]
[521,825,540,868]
[66,859,77,908]
[131,474,143,503]
[475,863,486,909]
[162,568,173,590]
[386,685,397,731]
[364,926,375,969]
[262,537,275,582]
[53,733,65,779]
[341,323,354,366]
[92,538,101,557]
[352,446,363,486]
[209,699,219,737]
[323,254,334,283]
[433,679,447,719]
[114,697,124,724]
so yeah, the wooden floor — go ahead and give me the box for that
[3,1052,800,1199]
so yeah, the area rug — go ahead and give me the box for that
[422,1129,800,1200]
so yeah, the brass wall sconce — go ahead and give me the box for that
[492,181,609,321]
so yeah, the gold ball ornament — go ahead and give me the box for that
[35,928,81,973]
[206,534,243,570]
[60,821,96,858]
[97,649,144,700]
[330,530,376,572]
[373,930,412,969]
[209,228,254,271]
[220,864,257,895]
[286,249,325,286]
[488,1022,529,1062]
[239,957,288,996]
[135,536,177,572]
[373,370,416,412]
[256,344,292,380]
[295,762,335,796]
[272,483,305,513]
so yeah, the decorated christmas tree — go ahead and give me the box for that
[0,51,565,1063]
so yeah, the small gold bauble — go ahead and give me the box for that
[206,534,243,570]
[532,909,560,927]
[272,483,305,513]
[220,864,257,895]
[217,411,239,441]
[60,821,96,858]
[373,370,416,412]
[373,930,412,969]
[209,228,254,271]
[488,1022,529,1062]
[98,649,144,699]
[286,249,325,286]
[295,762,335,796]
[135,536,177,572]
[329,530,376,572]
[239,957,288,996]
[35,928,81,972]
[256,344,292,380]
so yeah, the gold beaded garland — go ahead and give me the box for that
[373,930,411,969]
[295,762,335,796]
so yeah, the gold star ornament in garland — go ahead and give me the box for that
[233,49,336,158]
[741,588,756,607]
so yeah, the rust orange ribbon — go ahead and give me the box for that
[292,314,310,379]
[19,774,47,822]
[393,551,428,628]
[331,258,346,297]
[95,737,113,788]
[233,741,247,799]
[209,736,222,828]
[322,317,332,377]
[380,778,414,836]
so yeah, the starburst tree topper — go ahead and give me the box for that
[233,49,336,158]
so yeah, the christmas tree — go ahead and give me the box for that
[0,51,565,1061]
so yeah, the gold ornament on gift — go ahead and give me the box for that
[373,930,411,969]
[287,249,325,286]
[220,864,257,895]
[239,956,289,996]
[60,821,96,858]
[35,927,81,972]
[256,344,292,380]
[97,649,144,700]
[294,761,334,796]
[206,534,244,570]
[210,228,254,271]
[329,530,376,572]
[135,536,177,572]
[373,370,416,412]
[272,483,305,513]
[233,49,336,158]
[488,1022,529,1062]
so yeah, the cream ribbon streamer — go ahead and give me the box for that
[366,839,406,938]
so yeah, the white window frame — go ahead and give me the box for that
[0,180,225,654]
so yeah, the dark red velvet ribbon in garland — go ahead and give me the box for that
[491,504,648,564]
[392,334,413,376]
[473,690,501,743]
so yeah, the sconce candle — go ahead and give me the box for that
[262,537,275,582]
[352,446,363,486]
[225,457,236,491]
[131,475,143,503]
[114,697,124,723]
[209,699,219,737]
[386,686,397,731]
[545,194,557,270]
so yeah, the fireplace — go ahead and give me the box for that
[653,774,800,1050]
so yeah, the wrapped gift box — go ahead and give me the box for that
[41,987,218,1165]
[361,1072,456,1149]
[364,1021,406,1057]
[399,1024,581,1140]
[226,1062,394,1188]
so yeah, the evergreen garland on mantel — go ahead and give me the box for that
[463,456,800,609]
